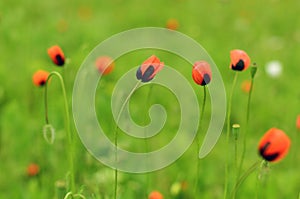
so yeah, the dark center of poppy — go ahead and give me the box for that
[55,54,65,66]
[232,59,245,71]
[141,65,155,82]
[259,142,280,162]
[201,73,211,85]
[39,80,46,86]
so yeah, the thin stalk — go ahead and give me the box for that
[44,71,75,193]
[143,84,154,197]
[224,72,238,199]
[230,160,261,199]
[114,81,140,199]
[238,73,255,178]
[194,86,207,195]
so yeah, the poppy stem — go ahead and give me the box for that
[44,71,75,194]
[114,81,141,199]
[238,65,257,180]
[224,72,238,199]
[143,84,154,197]
[194,85,207,195]
[230,160,262,199]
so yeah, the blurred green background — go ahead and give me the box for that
[0,0,300,198]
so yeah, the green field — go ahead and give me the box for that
[1,0,300,198]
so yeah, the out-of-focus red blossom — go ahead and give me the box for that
[192,61,212,86]
[241,80,251,93]
[296,115,300,130]
[258,128,291,162]
[166,18,179,30]
[136,55,164,82]
[48,45,65,66]
[95,56,114,75]
[32,70,49,87]
[230,49,251,71]
[27,163,40,176]
[149,191,163,199]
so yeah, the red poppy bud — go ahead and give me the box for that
[32,70,49,87]
[47,45,65,66]
[258,128,291,162]
[27,163,40,176]
[149,191,163,199]
[192,61,212,86]
[230,49,251,71]
[95,56,114,75]
[136,55,164,82]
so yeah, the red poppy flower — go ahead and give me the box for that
[192,61,212,86]
[149,191,163,199]
[95,56,114,75]
[27,163,40,176]
[241,80,251,93]
[136,55,164,82]
[32,70,49,87]
[166,18,179,30]
[296,115,300,130]
[230,49,251,71]
[47,45,65,66]
[258,128,291,162]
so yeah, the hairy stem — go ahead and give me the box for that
[44,71,75,193]
[224,72,238,199]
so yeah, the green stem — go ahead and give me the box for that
[44,71,75,193]
[194,86,207,195]
[238,75,255,179]
[143,84,154,197]
[224,72,238,199]
[230,160,261,199]
[114,81,140,199]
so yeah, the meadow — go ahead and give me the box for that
[1,0,300,198]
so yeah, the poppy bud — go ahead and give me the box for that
[32,70,49,87]
[48,45,65,66]
[258,128,291,162]
[230,49,251,71]
[95,56,114,75]
[149,191,163,199]
[192,61,212,86]
[136,55,164,82]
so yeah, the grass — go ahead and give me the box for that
[0,0,300,198]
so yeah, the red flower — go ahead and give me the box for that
[32,70,49,87]
[149,191,163,199]
[230,49,251,71]
[48,45,65,66]
[27,163,40,176]
[241,80,251,93]
[95,56,114,75]
[136,55,164,82]
[166,18,179,30]
[296,115,300,130]
[192,61,212,86]
[258,128,291,162]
